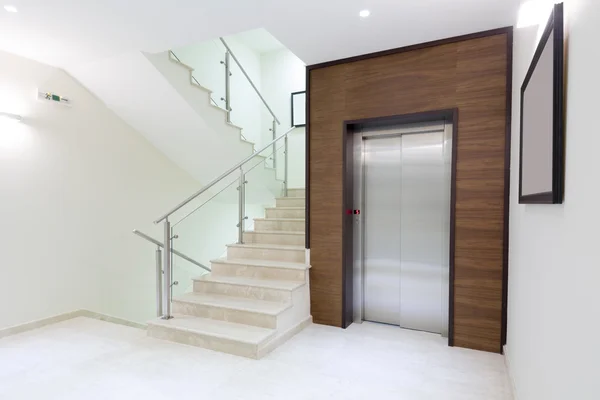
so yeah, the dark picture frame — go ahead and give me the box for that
[291,91,306,127]
[519,2,565,204]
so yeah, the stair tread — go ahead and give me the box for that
[227,243,304,250]
[194,274,305,291]
[255,218,305,221]
[189,80,212,93]
[245,230,305,236]
[169,56,194,71]
[266,207,305,210]
[211,257,309,270]
[174,292,291,315]
[148,314,275,345]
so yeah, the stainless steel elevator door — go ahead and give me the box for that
[362,128,448,334]
[398,132,445,334]
[363,135,403,325]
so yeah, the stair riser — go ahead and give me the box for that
[286,189,306,198]
[147,324,260,359]
[243,232,305,246]
[254,219,305,232]
[211,262,306,282]
[266,208,305,219]
[172,301,277,329]
[227,246,305,263]
[276,198,305,208]
[194,280,293,302]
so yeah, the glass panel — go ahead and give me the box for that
[169,173,241,298]
[228,52,264,146]
[171,39,227,112]
[275,138,287,183]
[243,143,285,240]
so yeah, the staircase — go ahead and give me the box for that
[147,189,310,359]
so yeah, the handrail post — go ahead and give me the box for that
[224,51,231,123]
[162,219,172,319]
[155,246,163,317]
[237,167,246,244]
[272,120,277,169]
[219,37,280,125]
[284,133,289,197]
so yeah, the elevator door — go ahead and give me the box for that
[362,127,449,334]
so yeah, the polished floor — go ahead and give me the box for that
[0,317,512,399]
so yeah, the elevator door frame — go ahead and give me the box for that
[342,109,458,347]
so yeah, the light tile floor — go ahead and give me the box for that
[0,317,512,399]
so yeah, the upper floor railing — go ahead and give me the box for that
[170,37,283,166]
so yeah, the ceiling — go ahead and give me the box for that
[0,0,521,70]
[233,28,285,54]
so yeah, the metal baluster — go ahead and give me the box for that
[284,133,289,197]
[162,219,172,319]
[155,246,163,317]
[272,120,277,169]
[237,167,246,244]
[221,51,231,123]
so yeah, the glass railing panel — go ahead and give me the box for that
[171,39,227,111]
[243,143,285,238]
[169,174,241,298]
[227,53,264,146]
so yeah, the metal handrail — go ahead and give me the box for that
[155,126,295,223]
[219,37,280,125]
[173,141,284,227]
[133,229,210,272]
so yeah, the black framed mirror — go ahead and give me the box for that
[519,2,565,204]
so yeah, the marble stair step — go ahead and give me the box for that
[265,207,305,219]
[211,257,309,281]
[173,292,291,329]
[147,314,275,358]
[243,230,305,246]
[286,188,306,198]
[227,243,305,263]
[276,197,305,208]
[254,218,305,232]
[193,274,305,302]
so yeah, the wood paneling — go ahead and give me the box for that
[308,30,511,353]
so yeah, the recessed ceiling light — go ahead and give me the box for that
[4,5,18,12]
[359,9,370,18]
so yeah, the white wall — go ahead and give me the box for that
[0,50,239,329]
[506,1,600,398]
[173,37,264,146]
[260,49,306,188]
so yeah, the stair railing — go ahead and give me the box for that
[152,127,295,320]
[132,229,210,317]
[218,37,282,169]
[170,37,282,168]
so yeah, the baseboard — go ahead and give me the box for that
[0,309,145,339]
[0,310,85,339]
[78,310,147,330]
[503,344,518,400]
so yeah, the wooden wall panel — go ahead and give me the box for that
[308,30,511,353]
